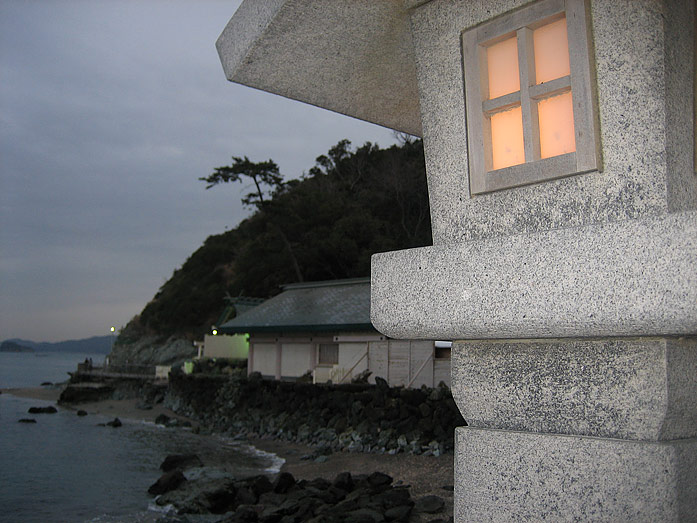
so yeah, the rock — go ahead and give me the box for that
[384,504,412,521]
[18,418,37,423]
[314,455,328,463]
[148,469,187,495]
[106,418,122,427]
[333,472,354,493]
[28,406,57,414]
[248,475,274,497]
[419,402,432,418]
[41,382,53,386]
[344,508,384,523]
[366,471,393,490]
[136,401,153,410]
[374,376,389,390]
[414,495,445,514]
[76,410,88,416]
[222,505,260,522]
[155,414,171,425]
[273,472,296,494]
[160,454,203,472]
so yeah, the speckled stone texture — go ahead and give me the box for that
[216,0,421,136]
[451,337,697,440]
[371,210,697,340]
[408,0,696,245]
[454,427,697,523]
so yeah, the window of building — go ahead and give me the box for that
[318,343,339,365]
[462,0,601,195]
[434,341,452,359]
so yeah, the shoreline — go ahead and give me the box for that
[1,386,195,426]
[4,386,455,520]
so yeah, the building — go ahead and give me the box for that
[219,278,451,388]
[193,297,263,360]
[216,1,696,520]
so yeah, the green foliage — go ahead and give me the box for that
[127,139,431,341]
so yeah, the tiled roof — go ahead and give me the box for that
[219,278,374,334]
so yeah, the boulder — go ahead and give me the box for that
[76,410,88,416]
[273,472,296,494]
[106,418,122,427]
[414,495,445,514]
[148,469,187,495]
[28,406,57,414]
[160,454,203,472]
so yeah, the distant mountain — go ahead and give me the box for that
[2,336,113,355]
[0,340,34,352]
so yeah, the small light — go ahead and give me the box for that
[110,326,115,333]
[212,329,218,336]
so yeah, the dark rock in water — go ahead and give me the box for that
[414,495,445,514]
[148,469,187,495]
[28,406,57,414]
[76,410,88,416]
[155,414,171,426]
[160,454,203,472]
[106,417,122,428]
[273,471,296,494]
[18,418,37,423]
[41,382,53,386]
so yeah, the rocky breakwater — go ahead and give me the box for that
[149,453,448,522]
[166,373,465,456]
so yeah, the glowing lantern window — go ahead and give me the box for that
[462,0,601,195]
[487,37,520,99]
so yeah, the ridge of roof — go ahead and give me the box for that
[280,277,370,291]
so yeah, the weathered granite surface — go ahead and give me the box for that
[371,210,697,340]
[451,337,697,440]
[455,427,697,523]
[409,0,695,245]
[216,0,421,135]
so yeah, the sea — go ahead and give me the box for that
[0,352,282,523]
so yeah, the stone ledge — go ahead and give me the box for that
[216,0,421,135]
[455,427,697,522]
[451,337,697,440]
[371,211,697,340]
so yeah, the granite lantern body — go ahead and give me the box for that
[216,0,696,520]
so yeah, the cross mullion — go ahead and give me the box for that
[516,27,540,162]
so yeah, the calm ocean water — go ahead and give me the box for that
[0,352,281,522]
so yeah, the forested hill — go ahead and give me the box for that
[118,138,431,344]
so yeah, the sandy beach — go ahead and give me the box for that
[3,386,455,520]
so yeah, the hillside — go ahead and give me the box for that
[112,139,431,365]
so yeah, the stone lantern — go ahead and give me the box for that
[216,1,696,520]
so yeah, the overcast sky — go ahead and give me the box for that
[0,1,398,343]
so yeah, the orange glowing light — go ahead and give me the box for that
[487,36,520,99]
[538,91,576,159]
[490,106,525,170]
[533,17,570,84]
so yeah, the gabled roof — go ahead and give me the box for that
[219,278,375,334]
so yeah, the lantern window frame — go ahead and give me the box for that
[462,0,601,195]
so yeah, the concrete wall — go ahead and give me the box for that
[201,334,248,359]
